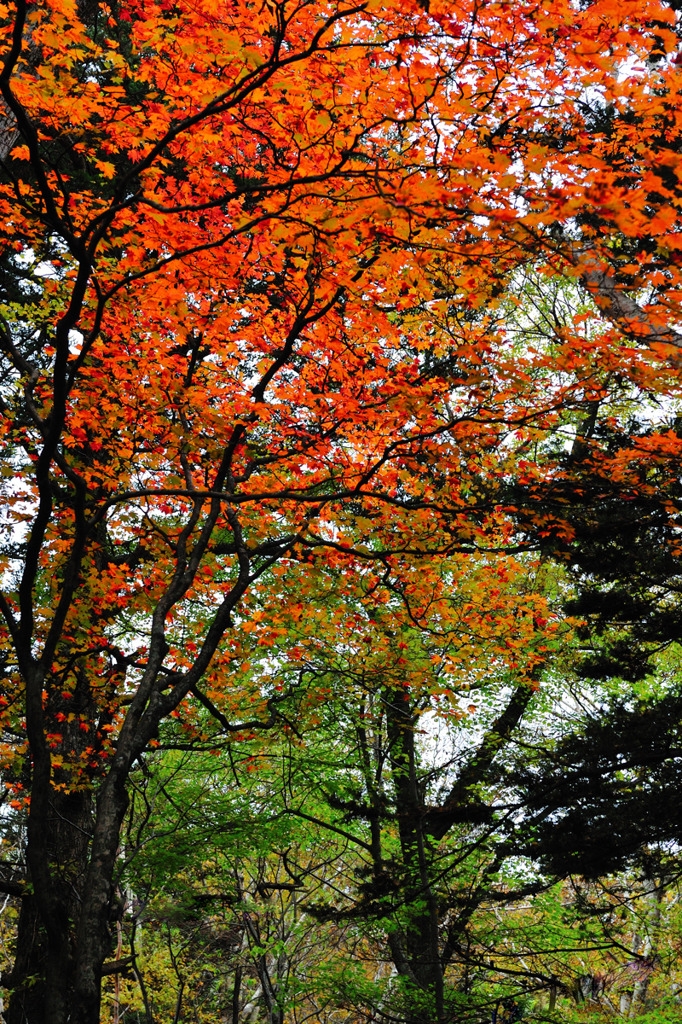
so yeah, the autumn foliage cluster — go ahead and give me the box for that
[1,0,682,1020]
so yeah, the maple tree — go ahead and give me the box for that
[95,595,682,1024]
[2,0,682,1020]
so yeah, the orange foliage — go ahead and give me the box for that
[1,0,682,1013]
[0,0,679,768]
[0,0,680,795]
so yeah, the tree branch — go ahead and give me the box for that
[575,244,682,357]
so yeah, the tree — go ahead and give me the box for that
[104,744,356,1024]
[2,0,682,1021]
[86,551,682,1024]
[494,398,682,882]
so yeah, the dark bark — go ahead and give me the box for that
[384,686,444,1024]
[6,660,132,1024]
[425,683,534,841]
[70,774,130,1024]
[7,788,92,1024]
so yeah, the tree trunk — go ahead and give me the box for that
[384,686,444,1024]
[629,878,662,1017]
[7,788,92,1024]
[7,667,130,1024]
